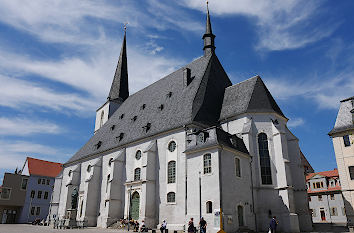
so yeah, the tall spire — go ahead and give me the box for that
[108,25,129,101]
[203,1,215,56]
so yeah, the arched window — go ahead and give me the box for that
[106,174,110,193]
[134,168,141,181]
[100,111,104,127]
[237,205,244,226]
[206,201,212,214]
[258,133,272,185]
[203,154,212,174]
[168,161,176,183]
[235,157,241,177]
[168,141,176,152]
[167,192,175,203]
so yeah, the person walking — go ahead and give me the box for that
[269,216,278,233]
[160,220,167,233]
[188,218,196,233]
[199,217,207,233]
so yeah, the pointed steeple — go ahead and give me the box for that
[108,26,129,101]
[203,1,215,56]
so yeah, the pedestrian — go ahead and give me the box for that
[188,218,196,233]
[199,217,207,233]
[269,216,278,233]
[160,220,167,233]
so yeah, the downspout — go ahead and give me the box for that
[250,155,258,232]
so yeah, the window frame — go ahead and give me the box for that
[30,190,35,199]
[36,207,41,216]
[206,201,213,214]
[235,157,241,178]
[343,135,351,147]
[37,191,42,199]
[44,191,49,200]
[258,133,273,185]
[0,187,11,200]
[167,161,176,184]
[203,153,212,174]
[21,178,28,190]
[134,168,141,181]
[349,166,354,180]
[167,192,176,203]
[168,141,177,152]
[135,150,142,160]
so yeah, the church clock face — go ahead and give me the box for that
[135,150,142,160]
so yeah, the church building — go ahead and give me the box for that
[57,6,312,232]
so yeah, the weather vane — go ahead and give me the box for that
[124,22,128,32]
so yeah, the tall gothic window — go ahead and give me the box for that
[134,168,141,181]
[203,154,212,174]
[258,133,272,185]
[235,157,241,177]
[168,161,176,183]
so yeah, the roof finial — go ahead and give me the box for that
[124,22,128,33]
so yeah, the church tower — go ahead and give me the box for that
[95,27,129,133]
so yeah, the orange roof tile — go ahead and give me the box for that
[27,157,62,178]
[306,169,338,181]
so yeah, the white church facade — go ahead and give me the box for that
[56,7,312,233]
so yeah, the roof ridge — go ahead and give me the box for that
[226,75,259,89]
[27,157,62,165]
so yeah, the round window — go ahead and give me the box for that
[68,170,72,177]
[135,150,142,160]
[87,165,92,172]
[168,141,176,152]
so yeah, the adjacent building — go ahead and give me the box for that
[56,7,312,233]
[306,169,347,224]
[17,157,62,223]
[329,96,354,224]
[0,172,29,223]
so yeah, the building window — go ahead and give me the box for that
[31,207,35,215]
[235,157,241,177]
[68,170,72,177]
[331,207,338,216]
[134,168,141,181]
[206,201,212,214]
[21,178,28,190]
[349,166,354,180]
[203,154,212,174]
[38,178,41,184]
[135,150,142,160]
[344,135,351,147]
[342,207,346,216]
[0,188,11,199]
[87,165,92,173]
[318,195,322,201]
[44,192,49,200]
[108,158,113,166]
[46,179,50,185]
[42,179,45,185]
[313,182,323,189]
[30,190,35,198]
[258,133,272,185]
[167,192,175,203]
[36,207,41,216]
[100,111,104,127]
[330,194,335,200]
[168,161,176,184]
[308,196,311,202]
[168,141,177,152]
[37,191,42,199]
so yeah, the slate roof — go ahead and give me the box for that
[66,54,232,164]
[219,75,285,121]
[26,157,62,178]
[329,96,354,135]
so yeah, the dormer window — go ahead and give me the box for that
[158,104,164,111]
[132,116,137,122]
[110,125,116,131]
[197,132,209,144]
[68,170,72,177]
[141,104,146,110]
[167,92,173,98]
[143,123,151,132]
[119,114,125,119]
[108,158,113,166]
[87,165,92,172]
[116,133,124,142]
[95,141,102,149]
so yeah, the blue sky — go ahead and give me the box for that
[0,0,353,183]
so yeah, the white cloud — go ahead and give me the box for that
[0,117,62,136]
[287,117,305,128]
[0,140,72,170]
[181,0,337,51]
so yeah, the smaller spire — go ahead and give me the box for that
[203,1,215,56]
[108,24,129,101]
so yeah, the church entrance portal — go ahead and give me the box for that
[131,192,140,220]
